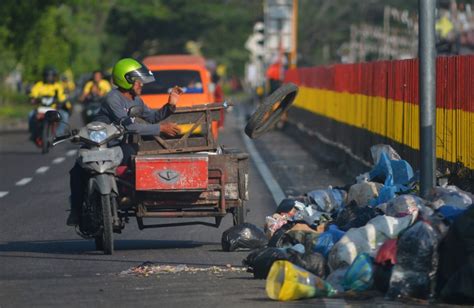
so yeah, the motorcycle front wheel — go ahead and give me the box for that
[94,194,114,255]
[41,121,50,154]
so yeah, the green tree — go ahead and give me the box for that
[20,5,72,81]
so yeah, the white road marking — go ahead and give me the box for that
[0,191,9,198]
[35,166,50,174]
[237,111,286,205]
[240,134,286,206]
[15,178,32,186]
[66,149,77,157]
[52,157,66,164]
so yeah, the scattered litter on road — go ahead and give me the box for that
[121,262,247,277]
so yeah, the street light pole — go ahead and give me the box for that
[418,0,436,198]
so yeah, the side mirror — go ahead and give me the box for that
[128,105,144,118]
[45,110,61,123]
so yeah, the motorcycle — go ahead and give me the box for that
[32,95,60,154]
[51,111,129,254]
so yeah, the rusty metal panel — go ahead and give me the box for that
[135,155,208,191]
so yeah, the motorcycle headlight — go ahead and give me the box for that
[89,129,107,143]
[86,122,108,144]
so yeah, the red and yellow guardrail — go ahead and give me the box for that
[285,55,474,170]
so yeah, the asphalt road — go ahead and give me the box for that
[0,103,363,308]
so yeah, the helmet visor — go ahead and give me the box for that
[125,65,155,85]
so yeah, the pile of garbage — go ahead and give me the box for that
[221,144,474,304]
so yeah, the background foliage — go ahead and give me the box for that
[0,0,262,82]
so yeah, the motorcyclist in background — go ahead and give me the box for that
[29,67,72,140]
[79,70,111,103]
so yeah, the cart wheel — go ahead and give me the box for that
[232,203,246,226]
[245,83,298,139]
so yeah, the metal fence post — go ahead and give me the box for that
[419,0,436,198]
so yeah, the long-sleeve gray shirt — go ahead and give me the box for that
[98,89,174,135]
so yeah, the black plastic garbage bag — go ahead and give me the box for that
[243,247,289,279]
[267,221,297,248]
[373,264,392,293]
[440,263,474,304]
[221,223,268,252]
[387,221,439,299]
[287,250,329,278]
[276,198,297,214]
[437,205,474,300]
[335,201,379,231]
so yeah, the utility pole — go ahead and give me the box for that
[290,0,298,68]
[418,0,436,198]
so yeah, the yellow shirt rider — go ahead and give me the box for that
[28,67,71,138]
[80,70,112,102]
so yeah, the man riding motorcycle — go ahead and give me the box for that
[79,70,112,103]
[29,67,72,140]
[67,58,182,226]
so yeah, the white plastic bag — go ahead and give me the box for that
[328,215,413,270]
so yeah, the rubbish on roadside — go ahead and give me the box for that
[347,182,383,207]
[287,249,328,279]
[266,260,337,301]
[243,247,289,279]
[329,215,412,270]
[370,144,401,164]
[325,267,347,293]
[369,151,414,187]
[268,222,295,248]
[377,195,422,222]
[278,228,320,249]
[312,224,345,257]
[289,223,319,233]
[429,186,473,210]
[387,221,439,299]
[121,262,247,277]
[292,203,332,226]
[342,253,374,291]
[255,143,472,303]
[221,223,268,252]
[373,264,393,294]
[440,263,474,304]
[366,148,414,206]
[374,239,397,265]
[276,198,301,214]
[334,201,379,231]
[437,205,474,299]
[265,213,290,237]
[436,205,466,223]
[307,188,347,213]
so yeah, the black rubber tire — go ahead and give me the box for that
[100,195,114,255]
[41,122,50,154]
[245,83,298,139]
[232,202,246,226]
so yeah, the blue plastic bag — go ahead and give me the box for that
[313,225,345,257]
[437,205,466,223]
[368,152,414,206]
[342,253,374,291]
[369,152,414,187]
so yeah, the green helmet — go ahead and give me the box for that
[112,58,155,90]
